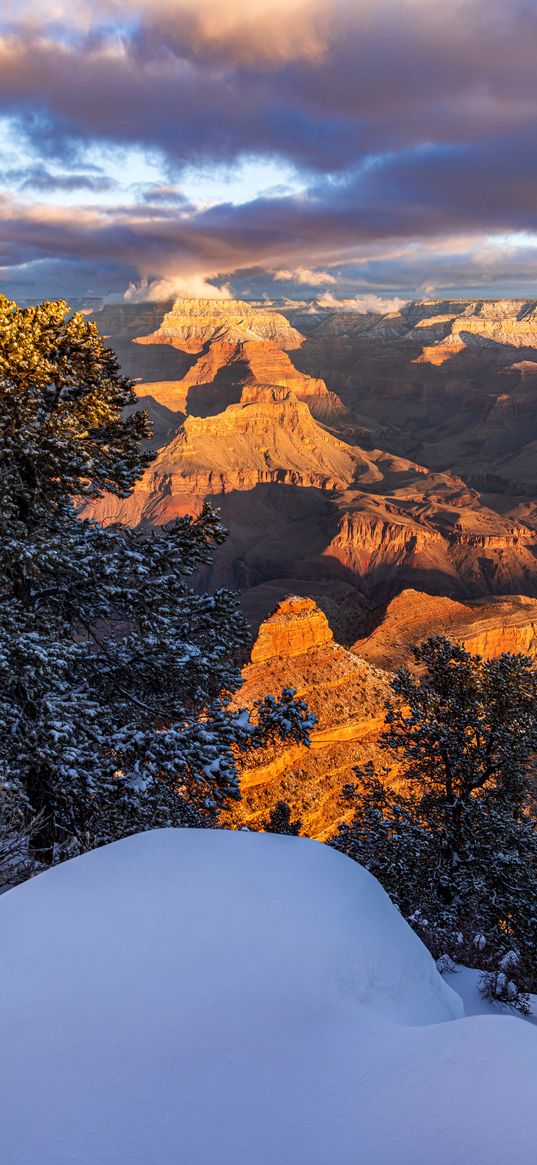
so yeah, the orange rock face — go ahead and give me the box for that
[135,335,344,423]
[232,589,537,840]
[231,596,392,840]
[87,385,381,526]
[412,338,466,366]
[250,596,333,662]
[353,589,537,670]
[135,297,304,352]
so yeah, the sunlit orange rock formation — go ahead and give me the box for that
[353,589,537,670]
[249,595,334,662]
[134,297,304,352]
[231,596,392,840]
[233,590,537,840]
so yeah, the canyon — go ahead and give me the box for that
[90,296,537,621]
[87,294,537,838]
[284,298,537,500]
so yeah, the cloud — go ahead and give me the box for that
[137,184,191,206]
[149,0,331,66]
[273,267,337,286]
[1,0,331,65]
[5,163,116,194]
[1,1,536,175]
[2,181,537,306]
[316,292,408,313]
[1,1,537,299]
[122,274,232,302]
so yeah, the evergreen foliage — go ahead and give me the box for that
[262,800,302,836]
[332,636,537,1006]
[0,297,314,874]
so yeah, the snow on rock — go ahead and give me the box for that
[0,828,536,1164]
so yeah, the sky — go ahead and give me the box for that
[1,0,537,305]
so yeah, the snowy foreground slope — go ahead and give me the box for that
[1,830,536,1165]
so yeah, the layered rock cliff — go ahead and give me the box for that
[88,386,409,525]
[412,300,537,364]
[287,298,537,353]
[232,590,537,839]
[231,597,392,839]
[135,297,304,352]
[353,589,537,670]
[249,595,334,662]
[87,379,537,603]
[134,337,344,422]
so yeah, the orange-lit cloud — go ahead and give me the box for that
[123,275,231,302]
[273,268,337,287]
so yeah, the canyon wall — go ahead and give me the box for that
[88,295,537,619]
[353,589,537,670]
[231,597,392,840]
[233,591,537,840]
[86,378,537,604]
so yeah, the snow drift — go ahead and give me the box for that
[0,828,536,1164]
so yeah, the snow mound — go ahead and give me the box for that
[1,829,536,1164]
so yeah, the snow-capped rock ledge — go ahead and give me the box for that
[1,829,536,1164]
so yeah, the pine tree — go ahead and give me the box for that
[262,800,302,836]
[0,297,315,873]
[331,637,537,1004]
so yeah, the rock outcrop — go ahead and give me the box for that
[88,385,408,526]
[250,595,333,662]
[233,588,537,838]
[238,578,370,646]
[135,298,304,352]
[135,336,344,422]
[231,597,392,839]
[353,589,537,670]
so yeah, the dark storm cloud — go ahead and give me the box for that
[5,163,116,193]
[1,0,537,297]
[1,1,536,173]
[2,146,536,283]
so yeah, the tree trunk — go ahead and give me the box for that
[26,765,56,865]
